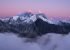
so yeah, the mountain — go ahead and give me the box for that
[7,12,54,25]
[0,12,70,38]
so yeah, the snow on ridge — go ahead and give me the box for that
[30,15,37,22]
[37,15,56,24]
[12,16,19,21]
[0,12,59,24]
[1,12,70,25]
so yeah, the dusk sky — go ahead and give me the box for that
[0,0,70,18]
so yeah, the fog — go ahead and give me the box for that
[0,33,41,50]
[0,33,70,50]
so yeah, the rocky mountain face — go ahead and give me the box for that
[0,12,70,38]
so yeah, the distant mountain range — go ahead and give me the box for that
[0,12,70,38]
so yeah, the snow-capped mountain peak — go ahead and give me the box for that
[5,12,57,24]
[12,16,19,21]
[18,12,33,17]
[36,13,54,24]
[9,12,37,24]
[0,12,70,38]
[10,12,54,24]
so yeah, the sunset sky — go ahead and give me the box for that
[0,0,70,19]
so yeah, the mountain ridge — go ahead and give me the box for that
[0,12,70,38]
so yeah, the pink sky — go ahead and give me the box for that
[0,0,70,19]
